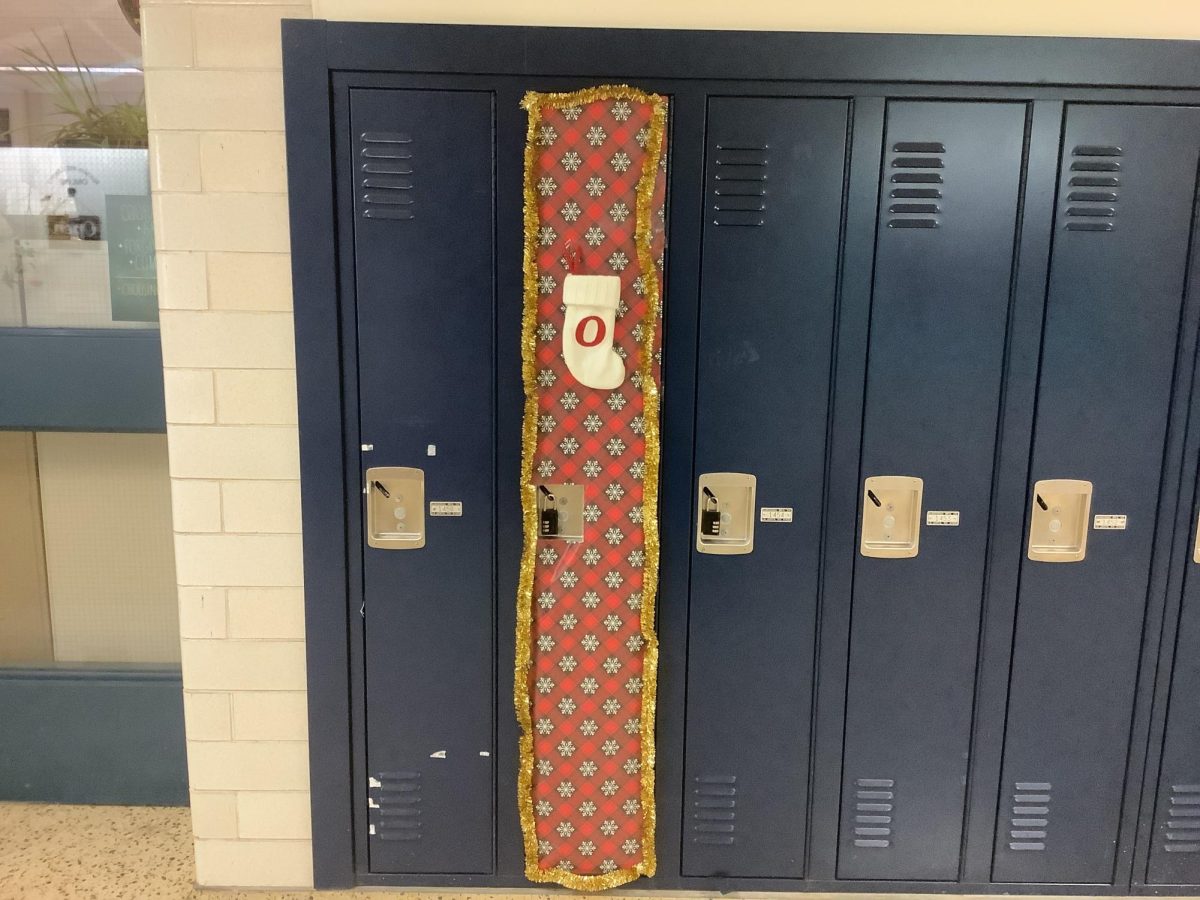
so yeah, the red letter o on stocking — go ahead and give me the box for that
[575,315,607,347]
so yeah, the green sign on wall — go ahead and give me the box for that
[105,194,158,323]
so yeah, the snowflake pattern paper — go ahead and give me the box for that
[515,86,667,891]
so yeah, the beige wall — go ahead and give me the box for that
[0,432,51,662]
[38,432,180,663]
[315,0,1200,38]
[0,432,178,665]
[144,0,1198,888]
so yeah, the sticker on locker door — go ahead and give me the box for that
[926,510,960,526]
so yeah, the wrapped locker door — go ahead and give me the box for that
[681,96,850,879]
[351,88,497,875]
[838,101,1028,882]
[993,104,1200,885]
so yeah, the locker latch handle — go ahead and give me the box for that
[537,483,583,542]
[1027,479,1092,563]
[860,475,923,559]
[365,466,425,550]
[695,473,756,555]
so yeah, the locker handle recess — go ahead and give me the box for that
[695,473,756,555]
[537,483,583,542]
[860,475,923,558]
[1027,478,1092,563]
[365,465,425,549]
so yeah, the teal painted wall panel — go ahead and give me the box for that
[0,667,187,805]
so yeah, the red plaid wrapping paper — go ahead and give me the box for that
[515,86,668,890]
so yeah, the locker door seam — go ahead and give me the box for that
[336,78,371,883]
[988,98,1068,881]
[958,99,1037,883]
[834,94,891,879]
[805,93,860,879]
[676,89,711,878]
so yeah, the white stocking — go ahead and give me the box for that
[561,274,625,390]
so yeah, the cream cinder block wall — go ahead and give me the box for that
[144,0,1198,889]
[142,0,313,888]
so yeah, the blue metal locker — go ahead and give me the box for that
[1149,442,1200,886]
[283,21,1200,892]
[993,104,1200,885]
[838,101,1027,882]
[681,96,850,879]
[1148,516,1200,885]
[351,87,497,875]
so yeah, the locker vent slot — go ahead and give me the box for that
[711,145,768,228]
[691,775,737,845]
[1064,145,1121,232]
[887,141,943,229]
[1164,784,1200,853]
[853,778,894,848]
[360,131,414,221]
[372,771,423,842]
[1008,781,1051,851]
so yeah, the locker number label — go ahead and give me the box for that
[1093,514,1127,530]
[759,507,793,523]
[926,510,960,526]
[429,501,462,517]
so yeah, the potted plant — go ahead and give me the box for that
[14,35,147,149]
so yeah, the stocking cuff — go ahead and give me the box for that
[562,273,621,310]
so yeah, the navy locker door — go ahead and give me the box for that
[993,105,1200,885]
[1150,522,1200,885]
[681,96,849,879]
[352,88,496,875]
[838,101,1027,882]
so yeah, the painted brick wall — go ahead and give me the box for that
[142,0,314,887]
[144,0,1199,889]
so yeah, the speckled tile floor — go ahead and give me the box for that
[0,803,691,900]
[0,802,422,899]
[0,802,1125,900]
[0,802,195,899]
